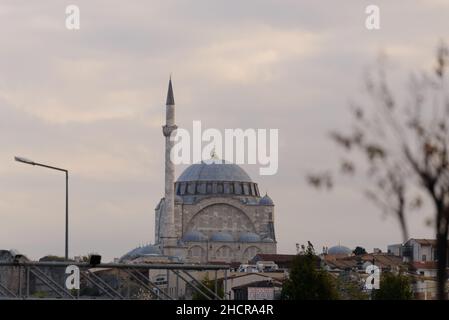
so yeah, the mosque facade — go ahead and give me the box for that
[122,79,277,264]
[154,159,277,263]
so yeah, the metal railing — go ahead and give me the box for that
[0,261,229,300]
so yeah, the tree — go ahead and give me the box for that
[192,273,224,300]
[39,255,69,262]
[336,271,369,300]
[309,43,449,299]
[282,242,339,300]
[374,272,413,300]
[353,246,367,256]
[80,252,101,262]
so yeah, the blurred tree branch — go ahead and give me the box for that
[308,42,449,299]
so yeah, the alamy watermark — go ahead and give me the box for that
[365,264,381,290]
[65,5,80,30]
[65,265,80,290]
[365,5,380,30]
[169,121,279,176]
[63,5,380,31]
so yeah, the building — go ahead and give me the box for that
[250,254,296,270]
[387,243,402,257]
[388,238,449,263]
[154,159,277,264]
[232,280,282,300]
[387,238,449,263]
[386,238,449,300]
[220,272,285,300]
[321,252,404,273]
[122,79,277,264]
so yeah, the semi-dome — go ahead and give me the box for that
[120,244,161,261]
[182,230,207,242]
[328,245,352,255]
[177,159,252,182]
[238,232,261,242]
[259,194,274,206]
[210,232,234,242]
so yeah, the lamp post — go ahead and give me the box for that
[14,156,69,260]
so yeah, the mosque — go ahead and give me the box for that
[121,79,277,264]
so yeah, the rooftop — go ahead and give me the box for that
[232,280,283,290]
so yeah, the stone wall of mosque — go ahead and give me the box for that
[177,197,275,240]
[155,194,277,263]
[184,241,276,264]
[174,196,276,263]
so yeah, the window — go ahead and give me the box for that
[234,183,242,194]
[254,184,260,197]
[179,183,187,195]
[422,254,427,262]
[216,246,233,262]
[188,246,204,258]
[187,182,196,194]
[243,183,250,195]
[250,183,256,196]
[197,183,206,194]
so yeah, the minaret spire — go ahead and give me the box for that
[161,77,178,254]
[166,76,175,106]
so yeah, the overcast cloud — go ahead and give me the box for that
[1,0,448,261]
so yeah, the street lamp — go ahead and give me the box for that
[14,156,69,260]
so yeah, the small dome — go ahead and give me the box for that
[239,232,261,242]
[182,230,207,242]
[210,232,234,242]
[259,194,274,206]
[328,245,352,255]
[121,244,161,261]
[138,245,161,255]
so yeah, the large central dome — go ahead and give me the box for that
[177,160,252,183]
[175,160,259,198]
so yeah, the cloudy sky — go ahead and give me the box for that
[1,1,448,261]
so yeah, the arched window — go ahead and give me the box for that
[243,246,261,262]
[188,246,204,258]
[216,246,233,261]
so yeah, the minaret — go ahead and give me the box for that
[161,77,178,252]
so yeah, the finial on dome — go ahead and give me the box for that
[210,147,219,160]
